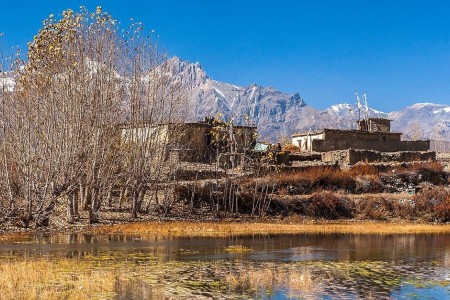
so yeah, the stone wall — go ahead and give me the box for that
[397,140,430,152]
[312,130,429,152]
[322,149,382,166]
[381,151,436,162]
[321,150,350,166]
[321,149,435,166]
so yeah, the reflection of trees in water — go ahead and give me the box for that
[3,233,450,263]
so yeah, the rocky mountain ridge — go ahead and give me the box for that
[166,57,450,148]
[2,57,450,149]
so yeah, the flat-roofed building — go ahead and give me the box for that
[291,118,430,153]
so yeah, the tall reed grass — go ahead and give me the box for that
[0,259,115,299]
[225,265,320,297]
[92,220,450,236]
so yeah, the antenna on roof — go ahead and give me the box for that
[355,91,362,123]
[348,106,354,129]
[363,93,369,121]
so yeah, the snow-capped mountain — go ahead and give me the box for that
[2,56,450,149]
[165,57,315,141]
[165,58,450,148]
[388,103,450,150]
[166,57,395,140]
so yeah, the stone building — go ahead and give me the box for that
[291,118,430,153]
[120,118,257,163]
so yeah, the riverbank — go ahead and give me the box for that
[2,218,450,242]
[91,220,450,236]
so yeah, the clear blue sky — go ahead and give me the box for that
[1,1,450,111]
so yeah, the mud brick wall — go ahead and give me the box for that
[312,130,429,153]
[397,140,430,152]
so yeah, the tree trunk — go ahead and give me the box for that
[67,191,79,223]
[89,187,100,224]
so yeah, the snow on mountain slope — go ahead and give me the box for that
[168,58,450,146]
[389,103,450,143]
[2,57,450,147]
[164,57,311,141]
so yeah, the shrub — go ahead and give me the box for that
[356,196,394,220]
[413,186,450,222]
[354,176,384,194]
[348,163,379,177]
[174,182,215,207]
[274,167,359,194]
[414,163,448,186]
[306,192,353,219]
[386,162,448,186]
[282,144,300,152]
[410,161,444,173]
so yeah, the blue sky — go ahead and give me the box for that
[1,1,450,111]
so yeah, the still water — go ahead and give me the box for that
[1,232,450,299]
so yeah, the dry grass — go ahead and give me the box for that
[224,245,253,253]
[0,231,33,243]
[348,163,380,176]
[0,259,116,299]
[91,220,450,236]
[225,266,319,296]
[270,165,383,195]
[277,164,379,184]
[408,161,444,172]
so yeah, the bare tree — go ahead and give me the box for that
[0,6,190,226]
[120,33,186,218]
[0,8,125,225]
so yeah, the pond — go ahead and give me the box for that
[1,232,449,299]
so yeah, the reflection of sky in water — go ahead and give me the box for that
[391,284,450,300]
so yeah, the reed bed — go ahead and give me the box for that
[0,259,116,299]
[92,221,450,236]
[225,265,320,297]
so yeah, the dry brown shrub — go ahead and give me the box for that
[356,196,395,220]
[354,175,384,194]
[282,144,300,152]
[274,167,358,194]
[306,192,353,219]
[410,161,444,173]
[348,163,379,176]
[413,186,450,222]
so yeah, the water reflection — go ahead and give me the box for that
[0,232,449,299]
[2,232,450,263]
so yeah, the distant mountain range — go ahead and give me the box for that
[2,57,450,150]
[167,57,450,150]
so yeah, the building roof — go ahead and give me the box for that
[291,128,402,138]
